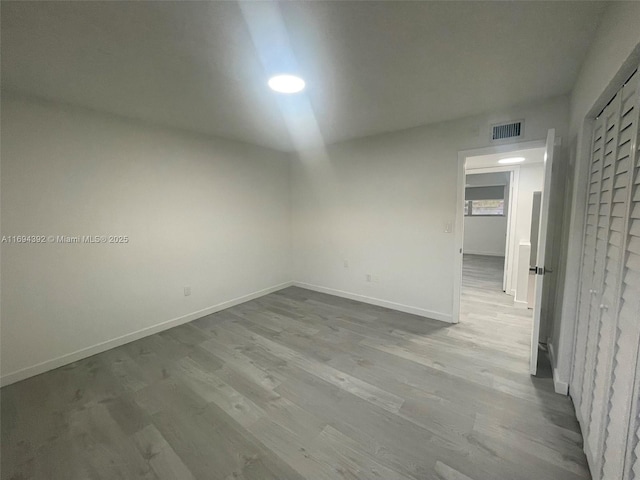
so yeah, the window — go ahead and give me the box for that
[465,184,506,216]
[465,199,504,216]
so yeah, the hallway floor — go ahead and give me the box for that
[461,254,532,356]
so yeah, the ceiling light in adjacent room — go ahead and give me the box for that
[498,157,525,164]
[268,75,305,93]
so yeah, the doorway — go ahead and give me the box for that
[463,170,512,293]
[453,135,556,375]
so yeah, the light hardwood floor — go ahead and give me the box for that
[1,255,589,480]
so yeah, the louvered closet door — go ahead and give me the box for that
[590,76,632,473]
[617,72,640,480]
[571,116,606,410]
[572,68,640,480]
[601,72,640,480]
[580,97,619,431]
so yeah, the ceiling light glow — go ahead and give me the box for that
[498,157,525,164]
[268,75,305,94]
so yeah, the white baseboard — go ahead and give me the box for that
[548,342,569,395]
[463,251,505,257]
[513,299,529,309]
[293,281,453,323]
[0,281,293,387]
[553,367,569,396]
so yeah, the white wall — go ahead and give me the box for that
[0,95,292,384]
[291,96,569,322]
[463,216,507,256]
[553,1,640,393]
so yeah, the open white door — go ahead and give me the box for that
[530,129,555,375]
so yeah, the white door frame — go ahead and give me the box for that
[452,139,547,323]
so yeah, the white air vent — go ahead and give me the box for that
[491,120,523,142]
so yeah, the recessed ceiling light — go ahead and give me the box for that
[498,157,525,164]
[268,75,305,94]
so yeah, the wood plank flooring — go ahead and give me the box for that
[1,255,589,480]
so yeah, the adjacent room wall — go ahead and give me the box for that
[291,96,569,322]
[0,94,292,385]
[553,0,640,394]
[463,216,507,256]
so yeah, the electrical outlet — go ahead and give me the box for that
[184,286,191,296]
[366,274,372,282]
[444,222,452,233]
